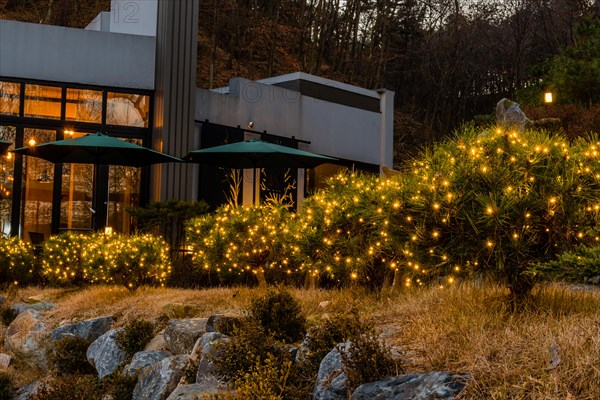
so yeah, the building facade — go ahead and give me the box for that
[0,0,392,240]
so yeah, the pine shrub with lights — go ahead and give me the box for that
[292,172,410,288]
[399,126,600,303]
[0,236,36,286]
[105,234,172,289]
[186,204,295,286]
[40,232,171,288]
[40,232,101,286]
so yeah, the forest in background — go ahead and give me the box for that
[2,0,600,162]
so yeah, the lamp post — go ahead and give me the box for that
[544,91,554,104]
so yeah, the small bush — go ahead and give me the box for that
[30,375,102,400]
[102,372,137,400]
[0,306,18,326]
[115,318,155,359]
[0,372,13,400]
[301,312,368,371]
[213,320,287,381]
[340,329,400,395]
[228,354,293,400]
[50,336,95,375]
[536,245,600,283]
[248,288,306,343]
[0,236,36,285]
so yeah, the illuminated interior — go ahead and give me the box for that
[0,79,152,238]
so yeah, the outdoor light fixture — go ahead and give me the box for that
[104,226,113,235]
[544,91,553,104]
[28,138,36,146]
[64,130,75,136]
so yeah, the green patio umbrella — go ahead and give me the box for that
[12,132,182,230]
[183,139,337,168]
[11,132,181,166]
[184,139,338,203]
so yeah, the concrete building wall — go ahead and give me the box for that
[196,77,393,167]
[108,0,158,37]
[85,11,111,32]
[0,20,155,89]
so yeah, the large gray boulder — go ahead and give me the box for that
[4,309,50,370]
[123,350,172,377]
[205,312,243,335]
[10,302,56,314]
[166,379,228,399]
[50,315,114,342]
[351,372,470,400]
[87,328,128,379]
[133,354,189,400]
[146,329,169,351]
[195,333,229,383]
[164,318,207,355]
[496,98,531,130]
[312,343,349,400]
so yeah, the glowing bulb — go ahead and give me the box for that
[28,138,36,146]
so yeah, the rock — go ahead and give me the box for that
[164,318,207,355]
[13,380,45,400]
[205,312,243,335]
[133,354,189,400]
[0,353,10,369]
[146,329,169,351]
[51,315,114,342]
[4,309,50,369]
[312,343,349,400]
[496,98,531,130]
[166,379,228,399]
[162,303,203,319]
[192,332,227,359]
[319,301,332,309]
[124,350,172,377]
[351,372,470,400]
[26,294,51,304]
[87,328,128,379]
[11,301,56,314]
[195,334,230,383]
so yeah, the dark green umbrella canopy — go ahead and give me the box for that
[184,139,337,168]
[11,132,181,167]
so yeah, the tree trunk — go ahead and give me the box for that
[304,271,318,289]
[256,268,267,288]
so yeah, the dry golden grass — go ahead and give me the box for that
[1,283,598,399]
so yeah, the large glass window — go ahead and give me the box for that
[107,93,149,127]
[0,82,20,116]
[60,131,94,231]
[0,126,16,236]
[24,85,62,120]
[108,139,142,233]
[22,129,56,240]
[65,89,102,123]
